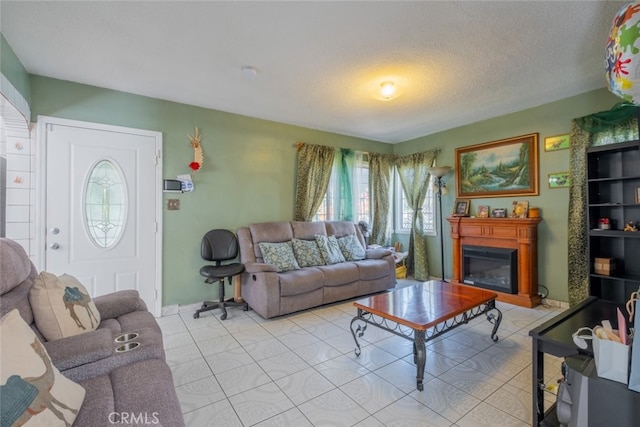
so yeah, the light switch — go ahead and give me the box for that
[167,199,180,210]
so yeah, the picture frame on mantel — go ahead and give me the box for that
[453,199,470,216]
[455,133,539,198]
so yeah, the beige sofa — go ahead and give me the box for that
[237,221,396,318]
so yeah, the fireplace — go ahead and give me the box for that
[447,216,542,307]
[462,245,518,294]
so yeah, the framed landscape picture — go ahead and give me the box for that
[455,133,539,198]
[544,134,570,151]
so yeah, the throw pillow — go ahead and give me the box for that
[29,272,101,341]
[0,309,85,426]
[337,234,366,261]
[292,238,325,267]
[258,241,300,272]
[315,235,346,265]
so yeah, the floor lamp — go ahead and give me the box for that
[428,166,452,281]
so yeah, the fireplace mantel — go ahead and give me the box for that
[447,216,542,308]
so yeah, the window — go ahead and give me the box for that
[394,170,436,235]
[84,160,127,248]
[313,152,369,223]
[313,172,336,222]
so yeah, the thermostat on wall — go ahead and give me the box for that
[163,179,182,192]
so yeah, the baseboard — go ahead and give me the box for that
[542,298,570,309]
[160,302,204,317]
[161,304,179,316]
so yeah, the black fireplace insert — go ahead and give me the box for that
[462,245,518,294]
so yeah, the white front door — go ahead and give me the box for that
[39,117,162,316]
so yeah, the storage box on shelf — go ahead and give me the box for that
[594,257,616,276]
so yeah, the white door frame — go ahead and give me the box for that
[36,116,163,316]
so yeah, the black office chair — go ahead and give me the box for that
[193,229,247,320]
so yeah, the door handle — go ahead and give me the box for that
[50,243,60,250]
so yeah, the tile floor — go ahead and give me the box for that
[158,281,565,426]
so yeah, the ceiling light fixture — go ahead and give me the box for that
[240,65,258,78]
[372,81,403,101]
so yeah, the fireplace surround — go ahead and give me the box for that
[447,216,542,307]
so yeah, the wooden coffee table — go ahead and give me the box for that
[350,280,502,391]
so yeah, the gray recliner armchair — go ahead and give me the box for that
[0,237,184,427]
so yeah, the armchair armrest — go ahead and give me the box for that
[365,249,392,259]
[44,328,113,371]
[244,262,280,273]
[94,290,147,319]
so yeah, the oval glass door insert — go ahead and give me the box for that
[84,160,127,248]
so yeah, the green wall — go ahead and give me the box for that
[1,34,30,106]
[29,75,392,307]
[27,72,624,304]
[393,88,622,302]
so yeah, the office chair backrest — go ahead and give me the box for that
[201,229,239,262]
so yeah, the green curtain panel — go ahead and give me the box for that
[396,149,438,280]
[567,105,639,306]
[294,143,336,221]
[369,153,394,246]
[337,148,355,221]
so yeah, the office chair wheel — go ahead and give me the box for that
[220,312,227,320]
[193,312,200,319]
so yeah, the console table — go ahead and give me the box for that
[529,297,625,426]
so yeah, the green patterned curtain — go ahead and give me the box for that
[369,153,394,246]
[294,143,336,221]
[396,150,438,280]
[567,105,639,306]
[337,149,355,221]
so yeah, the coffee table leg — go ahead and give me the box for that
[414,330,426,391]
[486,301,503,342]
[350,309,367,357]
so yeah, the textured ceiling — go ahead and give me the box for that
[0,1,626,143]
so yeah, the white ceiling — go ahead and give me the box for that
[0,1,626,143]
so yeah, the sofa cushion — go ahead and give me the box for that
[75,359,185,427]
[315,235,346,265]
[249,222,294,259]
[279,268,324,297]
[291,221,327,240]
[337,234,366,261]
[292,238,325,267]
[317,262,359,286]
[0,309,85,427]
[29,272,101,341]
[258,241,300,272]
[354,259,393,280]
[326,221,358,238]
[0,238,32,295]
